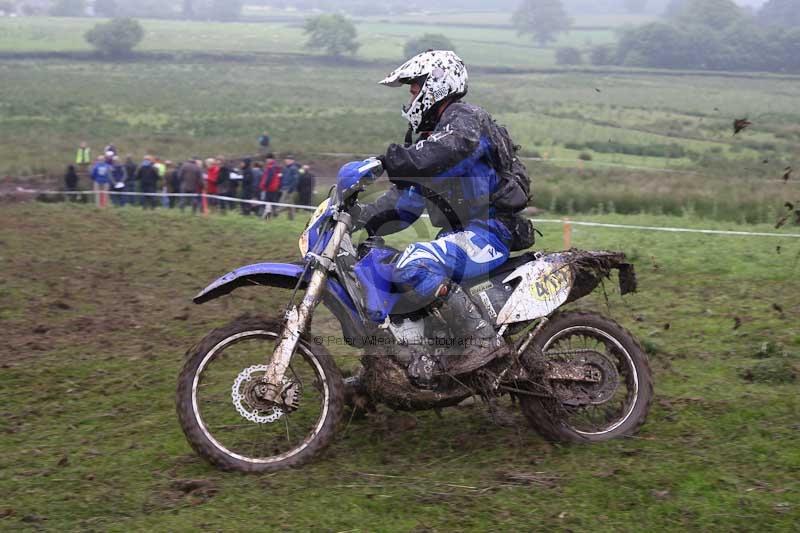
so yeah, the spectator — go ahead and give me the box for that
[262,154,282,218]
[75,142,91,177]
[91,155,112,208]
[217,156,231,212]
[168,162,182,209]
[252,161,263,192]
[104,143,117,156]
[251,161,264,215]
[90,154,100,171]
[297,164,316,207]
[178,158,204,214]
[240,158,255,215]
[280,155,301,220]
[206,158,220,210]
[258,131,271,155]
[135,155,160,209]
[226,162,242,212]
[154,157,168,208]
[110,155,127,207]
[118,156,137,206]
[64,164,79,201]
[124,155,138,205]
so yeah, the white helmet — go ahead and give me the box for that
[379,50,468,133]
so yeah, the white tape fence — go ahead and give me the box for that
[6,186,800,239]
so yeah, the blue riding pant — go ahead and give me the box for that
[393,219,511,298]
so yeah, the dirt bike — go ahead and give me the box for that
[176,158,653,473]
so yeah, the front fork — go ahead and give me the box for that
[261,213,352,402]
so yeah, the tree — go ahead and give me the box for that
[51,0,86,16]
[555,46,582,64]
[779,27,800,70]
[758,0,800,29]
[590,44,614,65]
[616,22,690,67]
[668,0,743,30]
[303,14,360,57]
[513,0,572,46]
[720,19,782,71]
[403,33,456,58]
[680,25,731,69]
[85,17,144,57]
[94,0,118,17]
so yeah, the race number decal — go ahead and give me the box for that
[531,265,572,302]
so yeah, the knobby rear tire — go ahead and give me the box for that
[176,316,345,472]
[520,311,653,443]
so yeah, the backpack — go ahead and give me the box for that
[488,121,532,214]
[266,164,282,193]
[488,121,537,251]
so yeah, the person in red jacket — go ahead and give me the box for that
[206,157,220,209]
[260,154,282,218]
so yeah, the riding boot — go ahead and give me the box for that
[408,284,509,386]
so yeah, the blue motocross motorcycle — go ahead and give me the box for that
[177,159,652,473]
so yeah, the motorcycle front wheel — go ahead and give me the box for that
[176,317,344,472]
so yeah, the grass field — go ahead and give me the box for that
[1,203,798,530]
[2,53,798,223]
[0,15,798,225]
[1,58,798,168]
[0,16,618,67]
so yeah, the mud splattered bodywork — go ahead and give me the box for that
[560,250,637,304]
[493,250,635,325]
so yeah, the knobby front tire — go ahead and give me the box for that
[176,317,344,472]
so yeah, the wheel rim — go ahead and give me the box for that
[190,330,330,465]
[540,325,639,436]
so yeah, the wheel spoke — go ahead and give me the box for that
[283,414,292,443]
[288,362,304,388]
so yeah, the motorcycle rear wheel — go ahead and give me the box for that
[520,311,653,442]
[176,316,344,472]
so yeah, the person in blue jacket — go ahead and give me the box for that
[91,155,112,208]
[110,156,128,207]
[352,50,533,385]
[280,156,301,220]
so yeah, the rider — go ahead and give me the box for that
[354,50,533,385]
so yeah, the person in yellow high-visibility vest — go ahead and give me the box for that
[75,142,91,177]
[154,157,168,207]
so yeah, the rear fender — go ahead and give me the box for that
[193,262,367,347]
[561,251,637,304]
[494,250,636,325]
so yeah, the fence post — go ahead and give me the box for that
[563,218,572,249]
